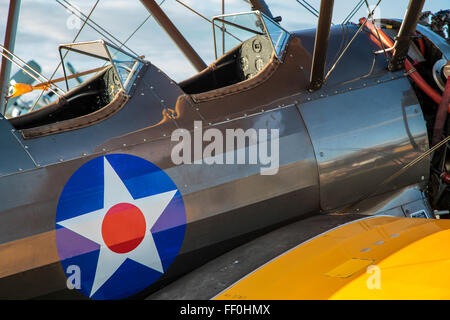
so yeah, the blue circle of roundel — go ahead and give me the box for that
[55,154,186,300]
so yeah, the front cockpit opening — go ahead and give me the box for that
[179,11,290,95]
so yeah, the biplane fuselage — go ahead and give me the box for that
[0,6,448,299]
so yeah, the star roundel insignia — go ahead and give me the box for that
[55,154,186,300]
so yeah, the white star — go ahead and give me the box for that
[57,157,177,297]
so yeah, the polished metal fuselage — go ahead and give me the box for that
[0,24,432,299]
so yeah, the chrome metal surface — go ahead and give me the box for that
[299,77,429,211]
[348,184,427,217]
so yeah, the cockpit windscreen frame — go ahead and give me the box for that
[211,11,291,61]
[58,40,144,93]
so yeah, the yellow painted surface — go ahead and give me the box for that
[214,216,450,300]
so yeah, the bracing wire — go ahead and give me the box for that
[294,0,319,18]
[56,0,139,56]
[342,0,365,24]
[31,0,100,110]
[324,0,382,82]
[300,0,320,15]
[119,0,167,51]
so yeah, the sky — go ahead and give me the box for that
[0,0,448,84]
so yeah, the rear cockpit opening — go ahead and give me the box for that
[7,40,143,131]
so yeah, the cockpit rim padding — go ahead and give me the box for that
[20,89,129,140]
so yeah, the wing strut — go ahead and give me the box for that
[0,0,21,115]
[309,0,334,90]
[140,0,207,72]
[389,0,426,71]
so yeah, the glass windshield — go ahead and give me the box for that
[59,41,142,92]
[212,11,289,60]
[106,44,141,90]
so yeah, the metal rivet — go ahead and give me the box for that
[123,144,127,147]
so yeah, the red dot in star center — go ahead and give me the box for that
[101,203,146,254]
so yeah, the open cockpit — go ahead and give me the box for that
[180,11,290,94]
[7,40,143,131]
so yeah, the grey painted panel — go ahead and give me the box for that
[0,117,35,176]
